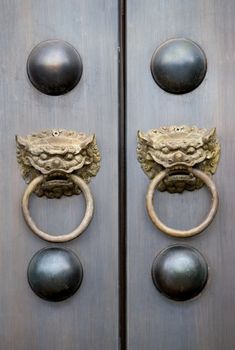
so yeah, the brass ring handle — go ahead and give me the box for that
[22,174,94,243]
[146,168,219,238]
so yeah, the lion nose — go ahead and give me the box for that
[174,151,183,161]
[52,158,61,168]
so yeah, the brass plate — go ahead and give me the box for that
[16,129,101,198]
[137,125,220,193]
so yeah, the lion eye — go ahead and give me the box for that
[40,153,48,160]
[65,153,74,160]
[161,147,169,154]
[187,147,196,154]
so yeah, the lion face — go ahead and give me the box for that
[16,129,101,198]
[137,125,220,193]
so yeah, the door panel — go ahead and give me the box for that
[127,1,235,349]
[0,1,119,349]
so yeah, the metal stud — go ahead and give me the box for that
[27,40,83,95]
[27,247,83,301]
[151,38,207,94]
[152,245,208,301]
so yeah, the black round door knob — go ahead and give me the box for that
[151,38,207,94]
[27,40,83,95]
[27,247,83,302]
[152,245,208,301]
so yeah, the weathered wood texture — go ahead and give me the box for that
[0,1,119,349]
[126,1,235,349]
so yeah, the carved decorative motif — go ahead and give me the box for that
[16,129,101,198]
[137,125,220,193]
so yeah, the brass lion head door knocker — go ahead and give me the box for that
[16,129,101,243]
[137,125,221,237]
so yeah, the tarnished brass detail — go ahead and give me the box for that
[16,129,101,198]
[22,174,94,242]
[146,168,219,238]
[137,125,220,193]
[16,129,100,242]
[137,125,221,238]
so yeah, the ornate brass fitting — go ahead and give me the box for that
[16,129,101,242]
[16,129,101,198]
[137,125,220,193]
[137,125,221,238]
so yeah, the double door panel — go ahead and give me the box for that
[0,1,235,349]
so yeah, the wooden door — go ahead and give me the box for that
[1,1,235,349]
[0,1,119,349]
[126,1,235,349]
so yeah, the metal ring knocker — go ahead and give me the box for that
[146,168,218,238]
[16,129,101,243]
[137,125,221,238]
[22,174,94,242]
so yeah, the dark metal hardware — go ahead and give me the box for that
[27,40,83,95]
[152,245,208,301]
[151,38,207,94]
[27,247,83,301]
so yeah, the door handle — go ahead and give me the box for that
[137,125,221,237]
[16,129,101,242]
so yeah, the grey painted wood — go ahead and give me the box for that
[0,1,119,349]
[126,1,235,349]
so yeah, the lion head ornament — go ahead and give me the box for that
[137,125,220,193]
[16,129,101,198]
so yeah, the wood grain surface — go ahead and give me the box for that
[0,1,119,349]
[126,1,235,349]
